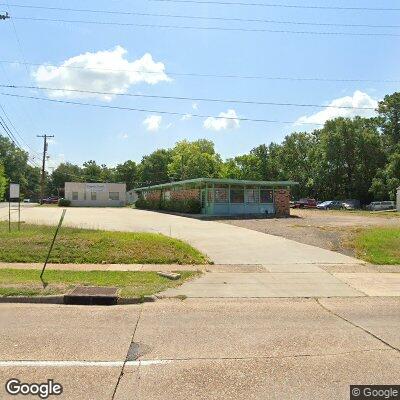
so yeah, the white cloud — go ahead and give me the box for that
[33,46,171,101]
[203,109,240,131]
[295,91,377,126]
[143,115,162,132]
[118,132,129,140]
[192,102,198,110]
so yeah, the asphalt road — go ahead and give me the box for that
[0,298,399,400]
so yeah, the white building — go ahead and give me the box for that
[65,182,126,207]
[397,187,400,212]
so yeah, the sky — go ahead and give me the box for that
[0,0,399,170]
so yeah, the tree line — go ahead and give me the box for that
[1,91,399,204]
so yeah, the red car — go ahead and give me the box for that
[292,198,317,209]
[42,196,59,204]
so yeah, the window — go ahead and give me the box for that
[109,192,119,201]
[260,189,274,204]
[214,188,229,203]
[72,192,78,200]
[230,189,244,203]
[245,189,259,203]
[91,192,97,201]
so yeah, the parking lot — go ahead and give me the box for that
[220,209,400,257]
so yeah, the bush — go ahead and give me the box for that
[136,196,201,214]
[58,198,71,207]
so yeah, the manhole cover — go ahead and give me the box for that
[64,286,118,306]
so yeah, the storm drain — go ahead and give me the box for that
[64,286,118,306]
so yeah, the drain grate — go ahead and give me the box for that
[64,286,118,306]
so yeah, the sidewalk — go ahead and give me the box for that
[1,262,399,298]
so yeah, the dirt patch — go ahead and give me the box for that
[218,209,400,258]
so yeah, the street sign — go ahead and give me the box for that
[9,183,20,199]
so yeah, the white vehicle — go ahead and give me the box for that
[366,201,395,211]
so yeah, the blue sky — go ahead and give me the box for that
[0,0,399,170]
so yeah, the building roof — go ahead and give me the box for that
[133,178,299,192]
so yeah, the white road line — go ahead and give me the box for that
[0,360,170,367]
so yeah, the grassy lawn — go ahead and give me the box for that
[0,222,208,264]
[0,269,199,298]
[353,227,400,264]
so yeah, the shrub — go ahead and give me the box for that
[136,196,201,214]
[58,198,71,207]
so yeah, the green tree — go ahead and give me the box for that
[313,117,384,203]
[370,145,400,200]
[0,163,7,200]
[114,160,137,190]
[48,162,82,194]
[377,92,400,149]
[138,149,172,186]
[222,154,263,180]
[82,160,103,182]
[168,139,222,180]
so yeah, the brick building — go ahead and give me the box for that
[134,178,297,216]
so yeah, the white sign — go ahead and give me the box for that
[85,183,106,192]
[9,183,20,199]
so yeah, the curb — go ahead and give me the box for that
[0,295,158,305]
[0,296,64,304]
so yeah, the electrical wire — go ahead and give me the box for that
[11,16,400,37]
[0,60,398,84]
[149,0,400,11]
[0,92,326,125]
[0,84,377,110]
[2,3,399,28]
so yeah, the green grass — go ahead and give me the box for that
[0,269,199,298]
[353,227,400,264]
[0,222,208,264]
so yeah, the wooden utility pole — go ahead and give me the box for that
[37,134,54,204]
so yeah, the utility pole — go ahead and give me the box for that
[37,134,54,205]
[0,12,10,20]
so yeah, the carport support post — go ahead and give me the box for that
[205,183,208,215]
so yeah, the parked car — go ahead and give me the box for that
[23,198,30,203]
[342,199,361,210]
[42,196,59,204]
[316,200,343,210]
[366,201,395,211]
[292,198,317,209]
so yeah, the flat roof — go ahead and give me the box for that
[133,178,298,191]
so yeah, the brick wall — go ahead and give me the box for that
[171,189,200,201]
[274,189,290,216]
[145,190,162,201]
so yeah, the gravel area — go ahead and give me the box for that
[219,209,400,258]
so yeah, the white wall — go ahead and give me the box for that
[65,182,126,207]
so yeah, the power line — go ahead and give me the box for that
[0,84,377,111]
[11,16,400,37]
[3,3,400,28]
[0,103,41,157]
[0,92,326,126]
[149,0,400,11]
[1,59,398,84]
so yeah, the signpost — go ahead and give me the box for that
[8,183,21,232]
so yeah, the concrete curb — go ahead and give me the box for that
[0,294,158,305]
[0,296,64,304]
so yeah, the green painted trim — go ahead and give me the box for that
[134,177,298,192]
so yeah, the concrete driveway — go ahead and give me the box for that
[1,206,362,265]
[0,299,399,400]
